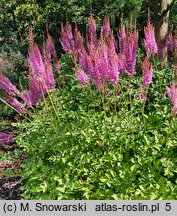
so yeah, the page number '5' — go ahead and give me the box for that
[165,203,171,211]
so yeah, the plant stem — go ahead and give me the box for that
[113,83,119,116]
[142,86,148,133]
[152,55,163,97]
[128,77,132,114]
[128,77,135,152]
[42,81,60,121]
[0,98,31,122]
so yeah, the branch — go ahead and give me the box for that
[157,0,175,21]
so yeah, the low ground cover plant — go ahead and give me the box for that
[15,58,177,199]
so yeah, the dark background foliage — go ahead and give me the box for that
[1,0,176,55]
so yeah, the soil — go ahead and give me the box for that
[0,143,24,200]
[0,113,24,200]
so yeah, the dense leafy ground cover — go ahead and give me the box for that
[9,55,176,200]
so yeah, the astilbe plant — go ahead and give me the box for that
[0,73,26,113]
[144,21,158,57]
[46,32,60,72]
[138,58,153,101]
[118,21,139,76]
[0,27,59,112]
[141,58,153,86]
[60,22,74,55]
[60,15,119,92]
[88,14,97,42]
[22,29,59,107]
[7,95,27,114]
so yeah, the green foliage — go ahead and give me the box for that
[0,0,41,47]
[1,0,176,59]
[13,55,177,200]
[0,0,155,52]
[169,1,177,29]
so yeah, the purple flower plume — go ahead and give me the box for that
[20,67,43,108]
[74,26,86,52]
[6,95,26,114]
[144,21,158,56]
[44,57,56,89]
[60,22,74,54]
[60,15,119,91]
[101,15,110,38]
[75,67,89,86]
[0,73,27,113]
[43,44,56,89]
[167,83,177,114]
[22,31,57,108]
[118,53,126,73]
[167,32,174,52]
[0,73,20,96]
[0,27,58,112]
[118,24,127,53]
[46,33,60,72]
[0,132,13,144]
[46,34,55,57]
[167,32,177,61]
[126,30,139,76]
[28,39,56,96]
[141,58,153,86]
[28,44,46,78]
[118,23,139,76]
[106,32,119,83]
[88,15,97,42]
[20,90,34,107]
